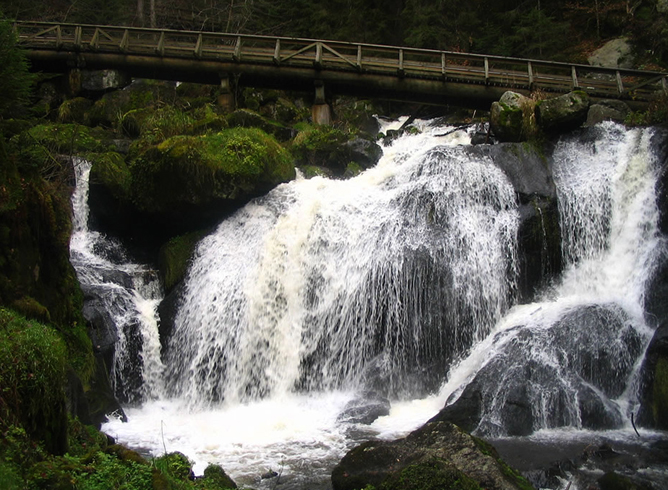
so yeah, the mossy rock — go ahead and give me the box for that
[154,452,194,481]
[536,90,590,133]
[598,471,654,490]
[650,356,668,428]
[302,165,333,179]
[490,91,535,143]
[198,464,238,489]
[131,127,295,215]
[291,124,352,174]
[227,108,292,140]
[158,230,207,293]
[58,97,93,125]
[380,458,481,490]
[105,444,149,465]
[88,151,132,202]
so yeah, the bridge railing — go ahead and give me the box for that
[14,21,668,102]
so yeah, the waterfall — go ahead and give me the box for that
[440,122,663,437]
[98,120,666,489]
[165,121,518,407]
[70,157,165,403]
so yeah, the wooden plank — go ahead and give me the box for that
[662,76,667,95]
[56,25,62,49]
[322,43,358,69]
[398,49,404,77]
[571,66,579,89]
[484,57,489,84]
[74,26,82,49]
[357,45,362,70]
[90,28,100,50]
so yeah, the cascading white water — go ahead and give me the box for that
[165,120,518,406]
[70,157,165,403]
[440,122,663,437]
[100,120,666,490]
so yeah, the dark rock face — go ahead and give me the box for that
[432,305,642,436]
[337,392,391,425]
[637,323,668,429]
[536,91,590,133]
[331,421,532,490]
[490,91,533,143]
[465,142,556,200]
[344,137,383,169]
[586,100,631,126]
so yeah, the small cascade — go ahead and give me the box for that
[165,121,519,407]
[69,157,165,403]
[440,122,664,437]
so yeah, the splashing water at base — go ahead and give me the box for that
[100,121,667,489]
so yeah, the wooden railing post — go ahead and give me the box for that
[356,45,362,70]
[194,33,203,58]
[273,39,281,65]
[441,52,447,81]
[314,42,323,69]
[663,76,668,95]
[571,66,579,89]
[484,57,489,85]
[74,26,82,50]
[398,49,405,77]
[56,25,62,49]
[120,29,129,52]
[615,70,624,95]
[156,32,165,56]
[233,36,242,61]
[527,62,534,90]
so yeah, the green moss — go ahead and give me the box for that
[471,436,534,490]
[131,127,294,212]
[88,151,132,201]
[159,231,206,293]
[154,452,193,481]
[380,458,481,490]
[196,464,237,489]
[0,309,69,454]
[58,97,93,125]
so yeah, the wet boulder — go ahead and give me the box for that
[129,127,295,236]
[536,91,590,133]
[331,420,534,490]
[337,392,391,425]
[586,100,631,126]
[490,91,535,142]
[637,322,668,429]
[432,305,642,437]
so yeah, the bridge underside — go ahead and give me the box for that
[26,49,525,110]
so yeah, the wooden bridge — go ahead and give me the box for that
[14,21,668,109]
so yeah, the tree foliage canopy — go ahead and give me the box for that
[0,14,34,118]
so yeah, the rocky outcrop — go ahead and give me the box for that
[588,38,634,69]
[331,420,534,490]
[536,91,590,133]
[586,99,631,126]
[490,91,535,142]
[431,305,642,436]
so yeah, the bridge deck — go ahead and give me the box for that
[14,21,668,108]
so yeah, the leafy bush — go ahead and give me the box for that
[0,309,68,453]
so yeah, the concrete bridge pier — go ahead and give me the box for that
[217,75,235,111]
[312,81,331,125]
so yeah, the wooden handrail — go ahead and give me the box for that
[13,20,668,102]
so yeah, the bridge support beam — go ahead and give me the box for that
[217,75,235,111]
[312,81,331,125]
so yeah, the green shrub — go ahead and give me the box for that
[0,16,35,118]
[0,309,68,454]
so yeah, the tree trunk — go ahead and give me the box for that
[137,0,145,26]
[150,0,156,28]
